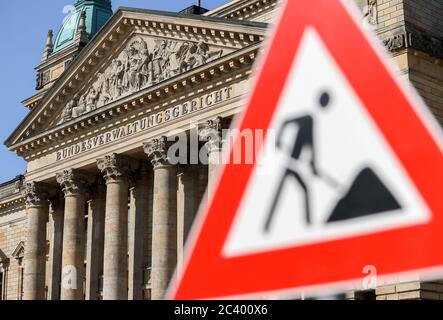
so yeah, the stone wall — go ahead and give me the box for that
[408,52,443,124]
[0,206,27,300]
[376,281,443,300]
[403,0,443,37]
[403,0,443,123]
[376,0,405,29]
[369,0,443,123]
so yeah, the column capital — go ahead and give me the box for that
[22,182,51,208]
[143,137,172,169]
[199,117,223,153]
[56,169,89,197]
[97,153,133,183]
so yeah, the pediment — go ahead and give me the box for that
[54,35,228,126]
[6,8,267,155]
[11,241,24,259]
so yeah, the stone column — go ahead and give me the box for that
[47,197,64,300]
[143,170,154,300]
[97,154,132,300]
[128,165,150,300]
[176,166,197,275]
[195,162,208,210]
[199,117,223,199]
[56,169,88,300]
[22,182,50,300]
[144,137,177,300]
[85,179,106,300]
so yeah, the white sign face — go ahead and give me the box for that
[223,28,431,258]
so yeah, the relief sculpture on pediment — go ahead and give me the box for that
[60,37,224,123]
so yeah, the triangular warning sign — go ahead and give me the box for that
[170,0,443,300]
[224,27,430,258]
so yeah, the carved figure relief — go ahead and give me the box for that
[60,37,223,123]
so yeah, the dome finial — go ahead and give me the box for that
[41,29,54,61]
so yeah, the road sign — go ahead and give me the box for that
[170,0,443,300]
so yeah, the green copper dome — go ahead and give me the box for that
[53,0,113,53]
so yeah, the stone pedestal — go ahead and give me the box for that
[22,182,49,300]
[56,169,88,300]
[85,179,106,300]
[144,137,177,300]
[97,154,132,300]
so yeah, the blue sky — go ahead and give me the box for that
[0,0,229,182]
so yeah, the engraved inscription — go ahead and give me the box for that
[56,86,233,161]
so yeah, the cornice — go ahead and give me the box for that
[0,216,26,229]
[22,91,46,110]
[381,26,443,61]
[207,0,279,21]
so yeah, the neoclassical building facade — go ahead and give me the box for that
[0,0,443,300]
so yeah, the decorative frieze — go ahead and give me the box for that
[383,32,412,52]
[0,197,26,210]
[60,37,224,123]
